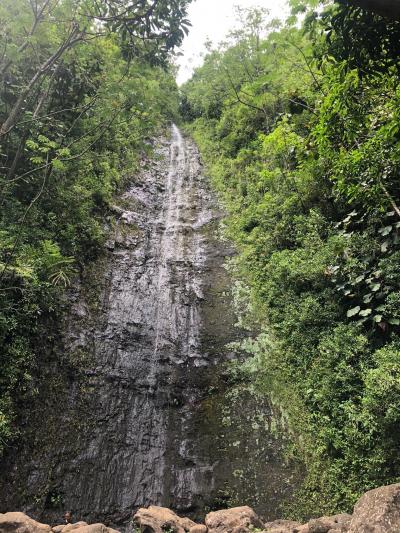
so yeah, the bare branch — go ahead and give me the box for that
[381,183,400,219]
[0,25,85,137]
[0,0,52,76]
[286,40,326,96]
[224,67,266,114]
[0,158,50,283]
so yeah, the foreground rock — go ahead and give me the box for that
[348,483,400,533]
[307,513,351,533]
[205,506,265,532]
[5,482,400,533]
[124,481,400,533]
[264,519,303,532]
[0,514,119,533]
[0,513,51,533]
[53,524,88,533]
[133,506,198,533]
[262,483,400,533]
[60,526,119,533]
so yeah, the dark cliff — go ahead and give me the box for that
[0,127,296,530]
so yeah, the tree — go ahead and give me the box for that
[183,0,400,518]
[0,0,185,456]
[0,0,191,136]
[345,0,400,20]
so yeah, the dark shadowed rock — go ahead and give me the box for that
[0,512,51,533]
[348,483,400,532]
[133,506,197,533]
[205,507,264,533]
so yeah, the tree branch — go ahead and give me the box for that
[0,0,52,76]
[0,25,84,137]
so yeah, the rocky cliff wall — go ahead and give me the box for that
[0,127,296,530]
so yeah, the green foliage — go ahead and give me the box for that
[0,0,186,455]
[182,3,400,519]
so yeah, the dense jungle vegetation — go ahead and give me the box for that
[181,0,400,519]
[0,0,190,456]
[3,0,400,523]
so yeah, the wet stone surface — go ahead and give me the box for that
[0,126,297,530]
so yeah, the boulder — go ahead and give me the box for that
[189,527,207,533]
[58,523,89,532]
[205,507,264,533]
[0,512,51,533]
[308,514,351,533]
[264,519,304,532]
[64,525,119,533]
[348,483,400,532]
[51,523,118,533]
[133,506,197,533]
[0,514,120,533]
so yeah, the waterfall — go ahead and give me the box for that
[0,125,295,529]
[152,124,203,376]
[29,124,226,523]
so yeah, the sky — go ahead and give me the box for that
[176,0,290,85]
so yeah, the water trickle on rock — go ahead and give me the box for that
[0,126,296,530]
[152,124,205,372]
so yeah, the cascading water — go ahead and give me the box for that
[152,125,204,374]
[0,125,296,529]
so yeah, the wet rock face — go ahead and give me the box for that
[60,127,225,517]
[0,126,295,529]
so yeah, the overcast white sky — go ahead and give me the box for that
[176,0,290,85]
